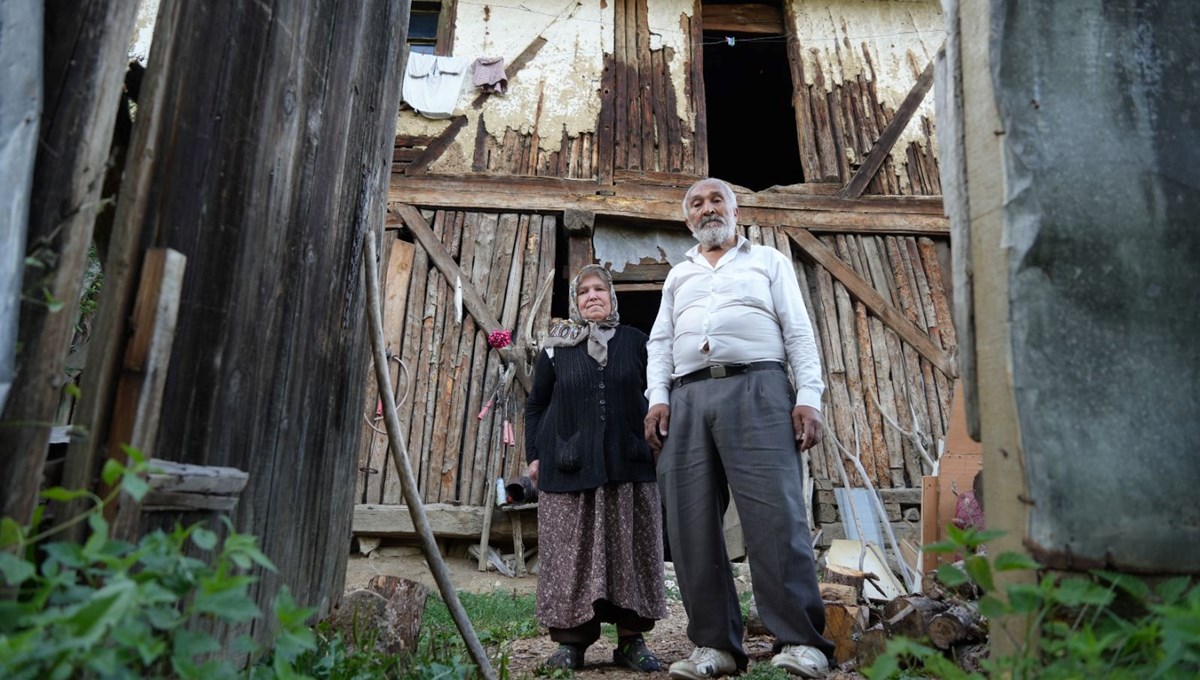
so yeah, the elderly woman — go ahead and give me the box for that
[524,264,667,672]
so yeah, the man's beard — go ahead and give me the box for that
[694,216,736,248]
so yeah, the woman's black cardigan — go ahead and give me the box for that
[524,325,657,493]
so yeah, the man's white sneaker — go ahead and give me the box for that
[770,645,829,678]
[668,647,737,680]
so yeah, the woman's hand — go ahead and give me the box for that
[526,460,540,487]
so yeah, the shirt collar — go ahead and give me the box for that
[684,234,750,264]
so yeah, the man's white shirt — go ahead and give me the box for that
[646,235,825,411]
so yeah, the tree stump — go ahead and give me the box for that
[823,564,869,601]
[327,575,430,657]
[823,603,869,665]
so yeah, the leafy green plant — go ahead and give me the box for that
[415,589,538,680]
[868,525,1200,680]
[0,448,317,679]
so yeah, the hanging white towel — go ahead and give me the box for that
[403,53,470,119]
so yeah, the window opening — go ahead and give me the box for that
[701,0,805,190]
[408,1,443,55]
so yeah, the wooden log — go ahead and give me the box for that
[820,582,860,605]
[145,459,248,497]
[929,603,987,650]
[823,602,869,665]
[856,626,890,667]
[823,564,869,600]
[883,594,949,641]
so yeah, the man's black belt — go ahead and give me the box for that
[673,361,785,389]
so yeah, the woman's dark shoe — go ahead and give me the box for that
[613,635,667,672]
[544,644,586,670]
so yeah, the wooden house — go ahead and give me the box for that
[355,0,955,559]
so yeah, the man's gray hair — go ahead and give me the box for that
[681,177,738,219]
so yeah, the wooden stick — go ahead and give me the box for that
[364,230,496,680]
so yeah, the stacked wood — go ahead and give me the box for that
[929,603,987,650]
[883,594,947,641]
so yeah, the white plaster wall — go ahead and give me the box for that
[410,0,698,173]
[789,0,943,164]
[130,0,159,64]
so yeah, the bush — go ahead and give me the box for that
[0,449,316,679]
[868,525,1200,680]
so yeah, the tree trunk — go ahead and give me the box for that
[81,0,409,650]
[0,0,138,526]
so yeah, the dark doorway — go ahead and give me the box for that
[702,4,804,190]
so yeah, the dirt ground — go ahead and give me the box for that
[344,547,864,680]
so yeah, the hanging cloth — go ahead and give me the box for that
[403,53,470,119]
[472,56,509,94]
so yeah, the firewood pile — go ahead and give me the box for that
[818,562,989,674]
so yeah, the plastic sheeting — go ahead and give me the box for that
[0,1,42,414]
[593,222,695,272]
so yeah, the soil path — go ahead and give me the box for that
[345,551,862,680]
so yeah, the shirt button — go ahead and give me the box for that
[599,383,605,388]
[600,415,607,421]
[599,399,606,405]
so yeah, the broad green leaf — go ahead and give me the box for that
[1094,570,1152,600]
[993,551,1041,572]
[120,443,147,465]
[977,594,1009,619]
[0,552,35,586]
[40,487,90,503]
[937,563,970,588]
[100,458,124,487]
[964,554,994,591]
[64,579,138,645]
[1155,576,1192,604]
[1053,576,1113,608]
[121,473,149,502]
[0,517,23,549]
[1005,584,1043,614]
[64,382,82,399]
[192,587,262,623]
[924,539,960,554]
[83,512,110,556]
[172,627,221,659]
[191,528,218,551]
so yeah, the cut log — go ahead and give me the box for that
[883,594,949,641]
[856,625,890,667]
[823,563,870,601]
[820,582,860,605]
[929,603,987,650]
[823,603,869,665]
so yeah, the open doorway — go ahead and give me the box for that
[701,0,804,190]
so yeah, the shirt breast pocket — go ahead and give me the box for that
[717,270,772,311]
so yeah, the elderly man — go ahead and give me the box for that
[645,178,834,679]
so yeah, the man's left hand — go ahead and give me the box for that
[792,406,824,451]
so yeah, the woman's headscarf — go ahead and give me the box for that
[543,264,620,366]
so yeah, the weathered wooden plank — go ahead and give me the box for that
[784,227,956,377]
[845,238,889,487]
[780,1,822,182]
[146,459,249,496]
[430,212,470,502]
[384,234,430,505]
[24,0,140,529]
[688,0,708,175]
[465,213,500,505]
[388,174,948,234]
[394,204,533,393]
[363,235,415,504]
[104,249,186,539]
[635,0,656,170]
[354,503,539,540]
[703,3,784,34]
[412,211,450,499]
[650,45,669,172]
[807,51,841,181]
[597,54,616,184]
[614,0,630,170]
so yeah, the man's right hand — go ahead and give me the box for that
[644,404,670,459]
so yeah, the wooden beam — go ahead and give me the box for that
[838,57,937,199]
[390,174,949,235]
[393,203,533,392]
[354,502,538,540]
[782,226,957,377]
[702,3,784,34]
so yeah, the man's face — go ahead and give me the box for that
[684,181,738,248]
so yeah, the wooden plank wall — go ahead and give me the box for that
[794,43,941,196]
[356,210,556,506]
[742,226,955,489]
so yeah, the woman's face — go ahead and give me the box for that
[576,273,612,322]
